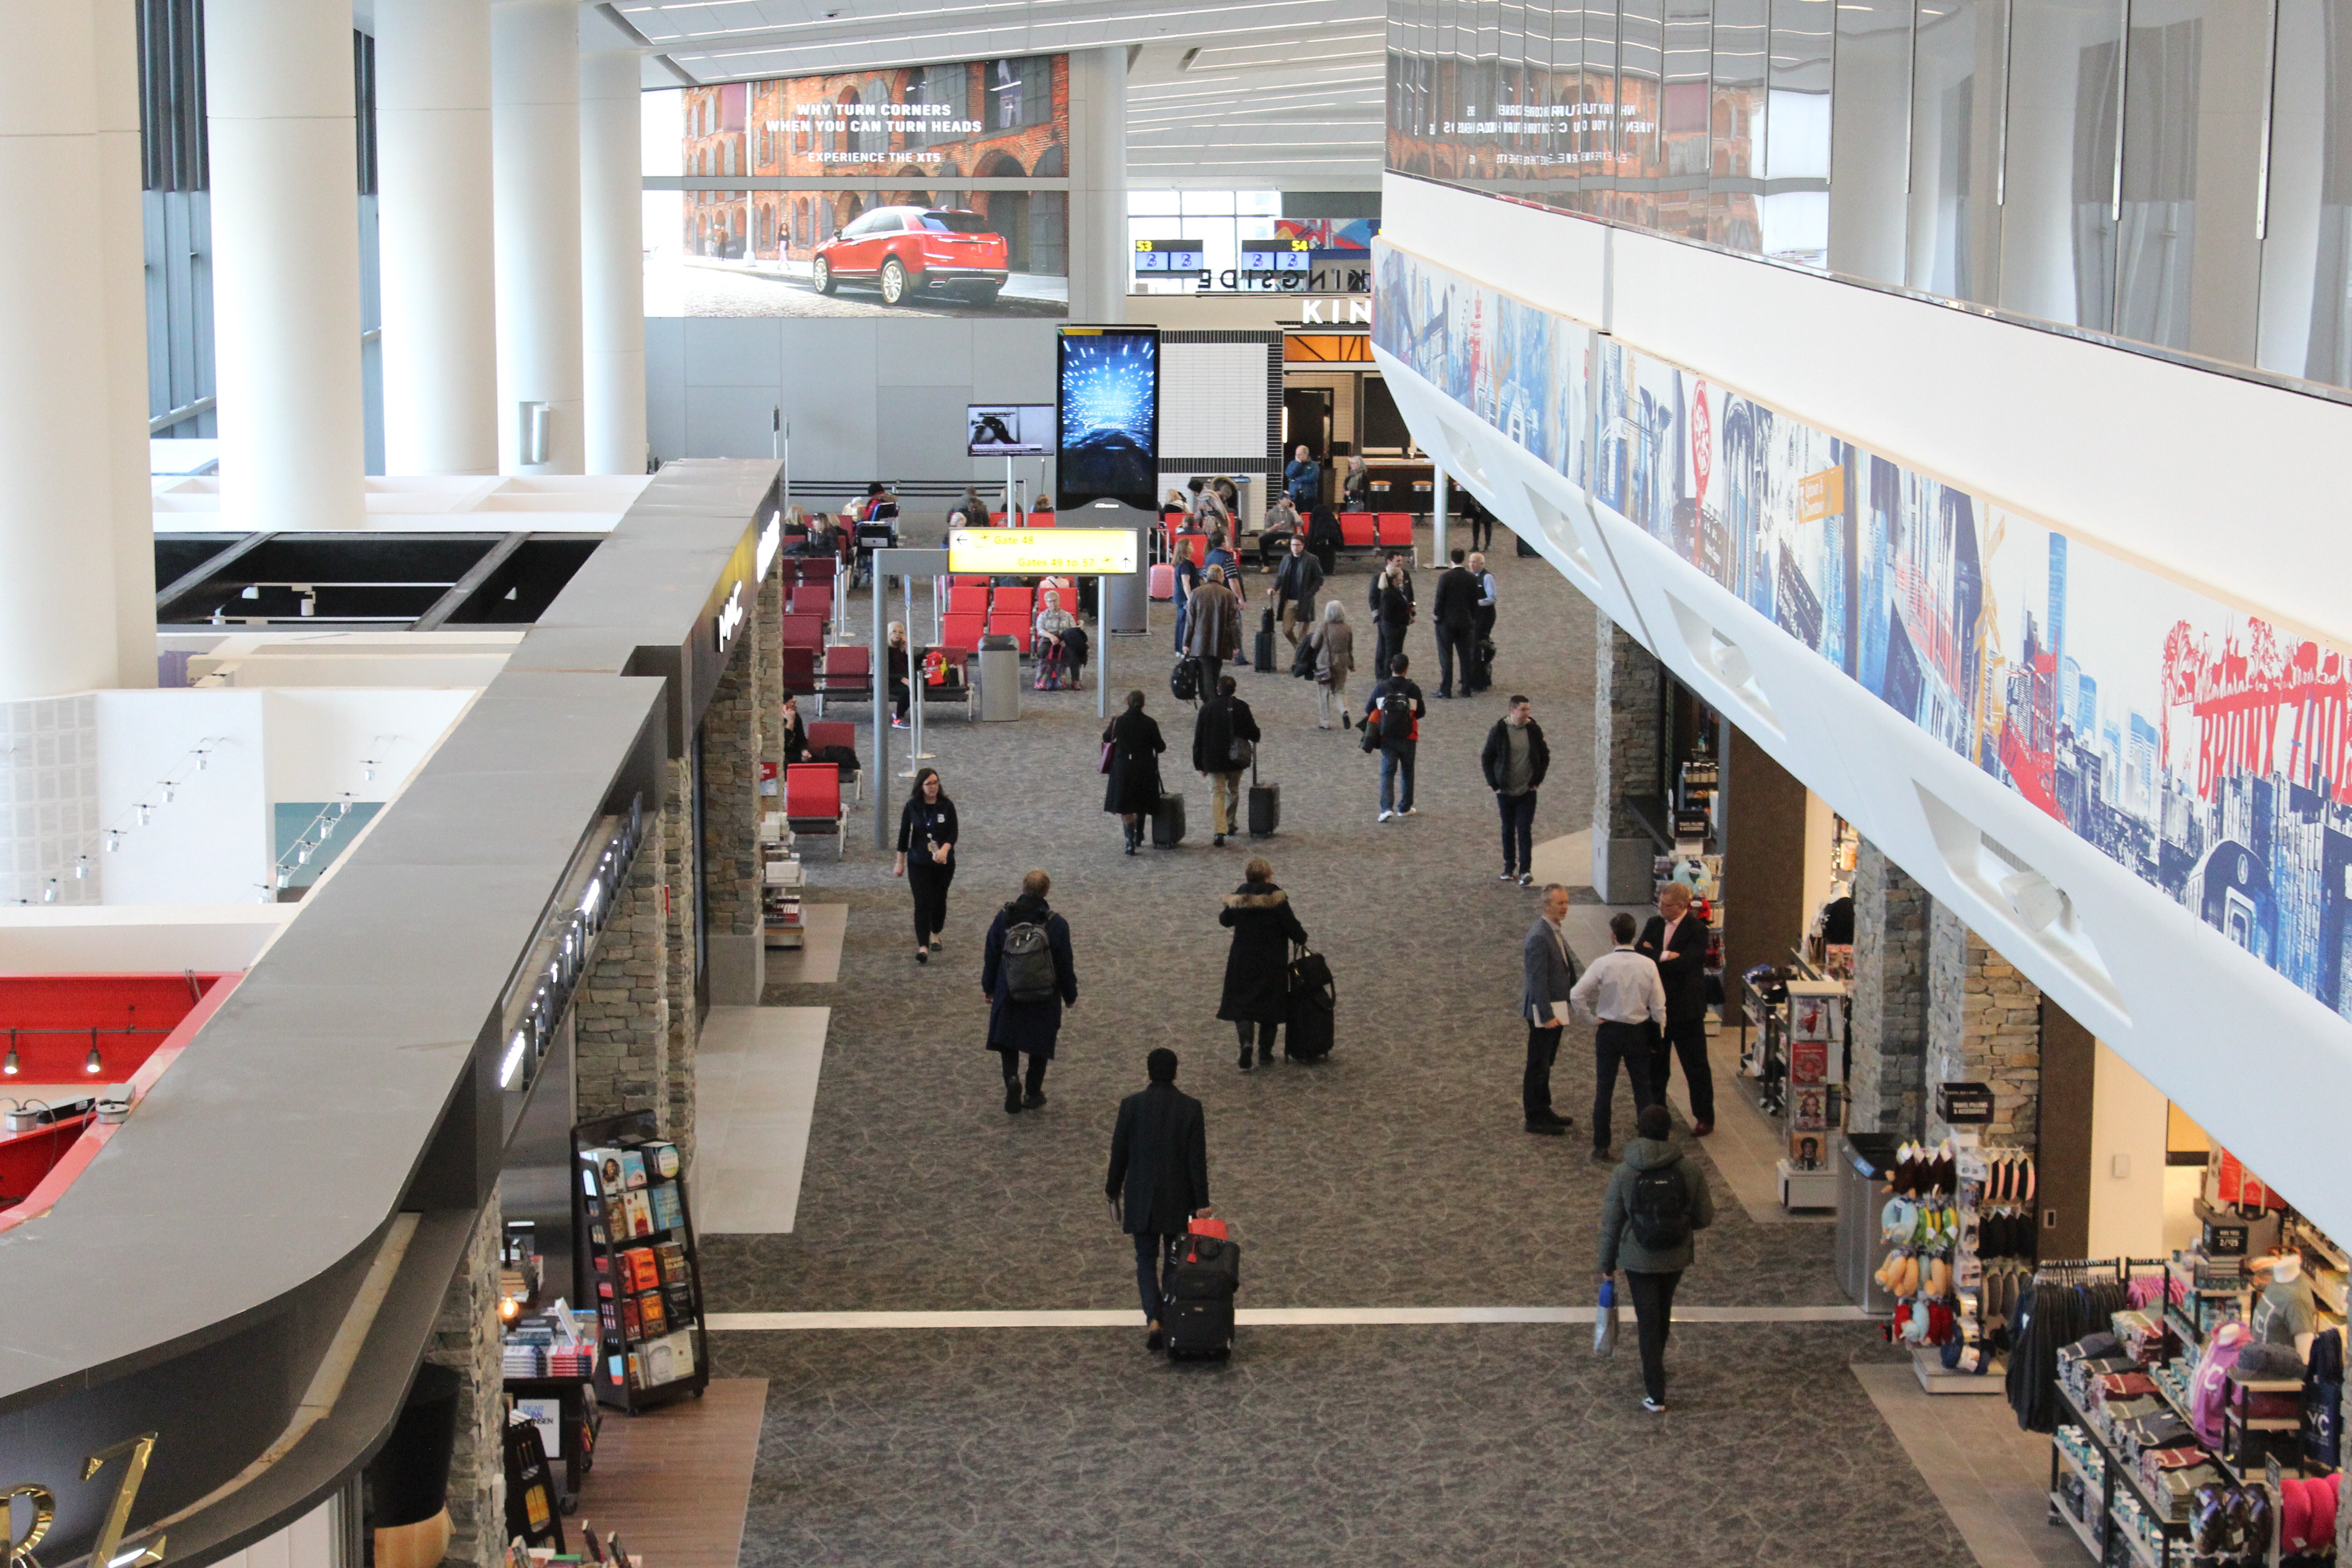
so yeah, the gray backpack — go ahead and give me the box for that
[1000,907,1057,1003]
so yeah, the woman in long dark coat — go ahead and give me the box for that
[1217,858,1308,1070]
[1102,690,1166,855]
[980,869,1078,1114]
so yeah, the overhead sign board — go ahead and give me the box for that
[947,528,1137,576]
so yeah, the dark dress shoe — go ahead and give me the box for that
[1692,1120,1715,1137]
[1023,1089,1046,1109]
[1004,1086,1024,1114]
[1524,1120,1566,1136]
[1147,1328,1166,1352]
[1540,1111,1574,1129]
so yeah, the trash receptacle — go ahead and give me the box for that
[1836,1132,1900,1315]
[978,634,1020,721]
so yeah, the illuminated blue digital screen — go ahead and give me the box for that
[1057,329,1159,510]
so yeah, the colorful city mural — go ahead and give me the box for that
[1374,240,2352,1019]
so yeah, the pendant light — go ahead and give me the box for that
[84,1028,103,1076]
[3,1032,19,1076]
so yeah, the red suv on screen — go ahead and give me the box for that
[811,206,1010,307]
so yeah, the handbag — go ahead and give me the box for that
[1186,1216,1229,1241]
[1228,735,1254,769]
[1098,739,1114,775]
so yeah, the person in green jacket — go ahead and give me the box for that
[1598,1103,1716,1412]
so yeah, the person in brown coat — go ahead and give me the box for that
[1183,565,1244,695]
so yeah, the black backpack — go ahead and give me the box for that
[1377,685,1416,744]
[999,907,1057,1003]
[1171,656,1200,703]
[1628,1158,1693,1250]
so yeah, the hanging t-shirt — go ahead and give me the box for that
[2253,1274,2319,1348]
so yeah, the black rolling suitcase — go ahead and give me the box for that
[1247,757,1279,838]
[1162,1226,1240,1361]
[1151,792,1187,847]
[1253,607,1277,673]
[1285,945,1336,1060]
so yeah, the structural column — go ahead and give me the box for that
[1590,615,1661,904]
[0,0,127,697]
[424,1195,507,1568]
[205,0,368,529]
[377,0,500,475]
[1718,725,1807,1012]
[1924,905,2043,1146]
[96,0,155,684]
[1846,837,1931,1135]
[580,5,646,475]
[492,0,585,473]
[662,755,698,1166]
[1065,47,1127,323]
[573,810,670,1125]
[701,640,763,1016]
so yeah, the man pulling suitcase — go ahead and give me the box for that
[1107,1049,1217,1355]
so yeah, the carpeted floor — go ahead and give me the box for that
[698,532,1975,1566]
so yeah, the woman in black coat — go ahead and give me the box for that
[1101,690,1166,855]
[892,766,957,962]
[1217,858,1309,1070]
[980,870,1079,1114]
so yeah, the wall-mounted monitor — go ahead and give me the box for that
[1056,328,1159,511]
[968,404,1055,457]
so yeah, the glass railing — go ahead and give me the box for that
[1386,0,2352,401]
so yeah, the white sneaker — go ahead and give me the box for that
[1378,809,1393,822]
[1401,807,1420,817]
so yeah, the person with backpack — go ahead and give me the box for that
[1218,857,1309,1071]
[1481,696,1550,885]
[1570,911,1669,1163]
[1363,652,1426,823]
[980,868,1078,1114]
[892,767,957,963]
[1106,1048,1211,1352]
[1102,690,1167,854]
[1598,1103,1715,1412]
[1190,676,1260,848]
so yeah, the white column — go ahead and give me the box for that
[206,0,369,529]
[580,6,646,476]
[97,0,154,684]
[0,0,124,697]
[1065,47,1127,323]
[377,0,500,475]
[493,0,585,474]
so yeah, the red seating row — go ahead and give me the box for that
[1337,512,1415,549]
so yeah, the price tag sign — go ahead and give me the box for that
[947,529,1138,576]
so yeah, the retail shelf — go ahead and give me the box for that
[2048,1491,2102,1563]
[2053,1436,2102,1493]
[2057,1387,2185,1528]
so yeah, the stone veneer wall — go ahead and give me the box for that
[1926,904,2043,1146]
[1847,838,1931,1135]
[573,808,669,1126]
[662,754,696,1160]
[755,548,784,787]
[426,1194,506,1568]
[1591,615,1662,902]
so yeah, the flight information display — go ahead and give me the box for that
[1133,238,1206,272]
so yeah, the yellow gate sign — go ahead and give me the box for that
[947,529,1138,575]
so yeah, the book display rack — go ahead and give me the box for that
[571,1108,710,1412]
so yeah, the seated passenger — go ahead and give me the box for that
[1034,591,1080,691]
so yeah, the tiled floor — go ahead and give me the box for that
[1854,1363,2085,1568]
[763,903,847,985]
[693,1007,829,1235]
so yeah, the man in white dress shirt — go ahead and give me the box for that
[1570,911,1668,1163]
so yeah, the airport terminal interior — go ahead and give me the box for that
[7,1,2352,1566]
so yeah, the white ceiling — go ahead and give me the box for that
[609,0,1385,189]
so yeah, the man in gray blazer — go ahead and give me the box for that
[1521,882,1583,1135]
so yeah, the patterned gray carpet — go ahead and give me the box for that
[704,534,1972,1566]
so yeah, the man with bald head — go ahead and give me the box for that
[1636,883,1715,1136]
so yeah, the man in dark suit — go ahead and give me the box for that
[1636,882,1715,1135]
[1107,1048,1211,1352]
[1519,882,1582,1135]
[1431,548,1479,698]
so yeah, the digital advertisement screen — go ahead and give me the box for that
[1056,328,1159,511]
[967,404,1055,457]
